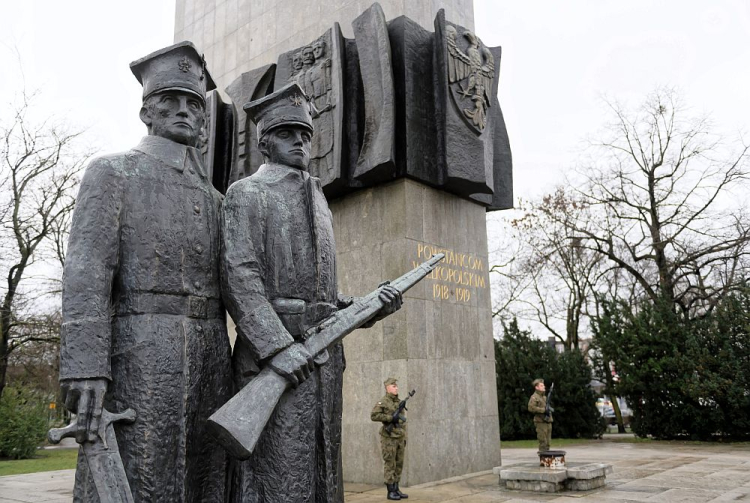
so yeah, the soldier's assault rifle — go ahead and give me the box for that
[385,389,415,434]
[208,253,445,460]
[544,383,554,421]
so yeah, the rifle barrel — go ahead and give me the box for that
[208,256,442,459]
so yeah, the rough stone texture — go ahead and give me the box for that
[566,477,607,490]
[332,179,500,485]
[174,0,474,89]
[497,462,614,493]
[498,466,567,483]
[504,479,564,493]
[567,462,613,480]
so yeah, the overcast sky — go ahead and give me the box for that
[1,0,749,204]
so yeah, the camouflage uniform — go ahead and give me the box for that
[528,389,552,452]
[371,392,407,485]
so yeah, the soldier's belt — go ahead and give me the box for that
[271,298,337,338]
[117,292,223,319]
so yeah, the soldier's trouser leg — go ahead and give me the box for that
[547,424,552,450]
[381,436,402,484]
[535,422,551,452]
[394,437,406,483]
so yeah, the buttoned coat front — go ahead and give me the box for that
[60,135,232,503]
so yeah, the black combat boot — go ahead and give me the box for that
[395,482,408,498]
[386,483,401,500]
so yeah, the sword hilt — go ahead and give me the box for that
[48,422,76,444]
[48,407,137,445]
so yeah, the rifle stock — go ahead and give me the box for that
[207,367,287,459]
[208,254,444,460]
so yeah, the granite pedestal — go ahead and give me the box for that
[495,461,613,493]
[333,179,500,485]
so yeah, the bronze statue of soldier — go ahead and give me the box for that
[58,41,232,502]
[221,83,401,502]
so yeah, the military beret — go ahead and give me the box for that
[532,378,544,387]
[384,377,398,386]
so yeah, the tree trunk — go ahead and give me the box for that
[0,356,7,400]
[604,368,626,433]
[610,394,626,434]
[0,306,10,399]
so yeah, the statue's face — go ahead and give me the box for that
[141,91,205,147]
[260,126,312,170]
[312,40,325,59]
[292,52,303,71]
[302,47,314,65]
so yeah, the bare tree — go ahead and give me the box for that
[568,88,749,318]
[491,189,606,349]
[0,90,93,398]
[7,311,61,389]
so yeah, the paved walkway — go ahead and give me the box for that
[2,438,749,502]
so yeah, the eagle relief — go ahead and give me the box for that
[446,24,495,133]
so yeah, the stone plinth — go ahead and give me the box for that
[495,462,613,493]
[333,179,500,485]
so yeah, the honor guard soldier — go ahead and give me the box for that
[528,378,553,453]
[371,377,409,500]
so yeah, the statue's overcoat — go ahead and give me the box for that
[60,135,232,502]
[221,162,345,503]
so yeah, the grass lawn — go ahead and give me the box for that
[501,435,659,449]
[501,438,608,449]
[0,448,78,477]
[502,436,750,449]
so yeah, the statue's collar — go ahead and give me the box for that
[134,135,202,173]
[257,162,310,181]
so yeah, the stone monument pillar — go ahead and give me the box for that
[332,180,501,485]
[174,0,510,486]
[174,0,474,85]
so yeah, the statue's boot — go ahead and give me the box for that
[386,483,401,500]
[395,483,408,498]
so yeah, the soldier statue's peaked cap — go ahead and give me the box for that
[532,378,544,387]
[130,41,216,103]
[384,377,398,386]
[244,83,314,140]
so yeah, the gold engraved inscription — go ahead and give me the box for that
[413,243,487,303]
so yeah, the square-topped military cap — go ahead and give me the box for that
[130,41,216,103]
[384,377,398,386]
[244,83,314,140]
